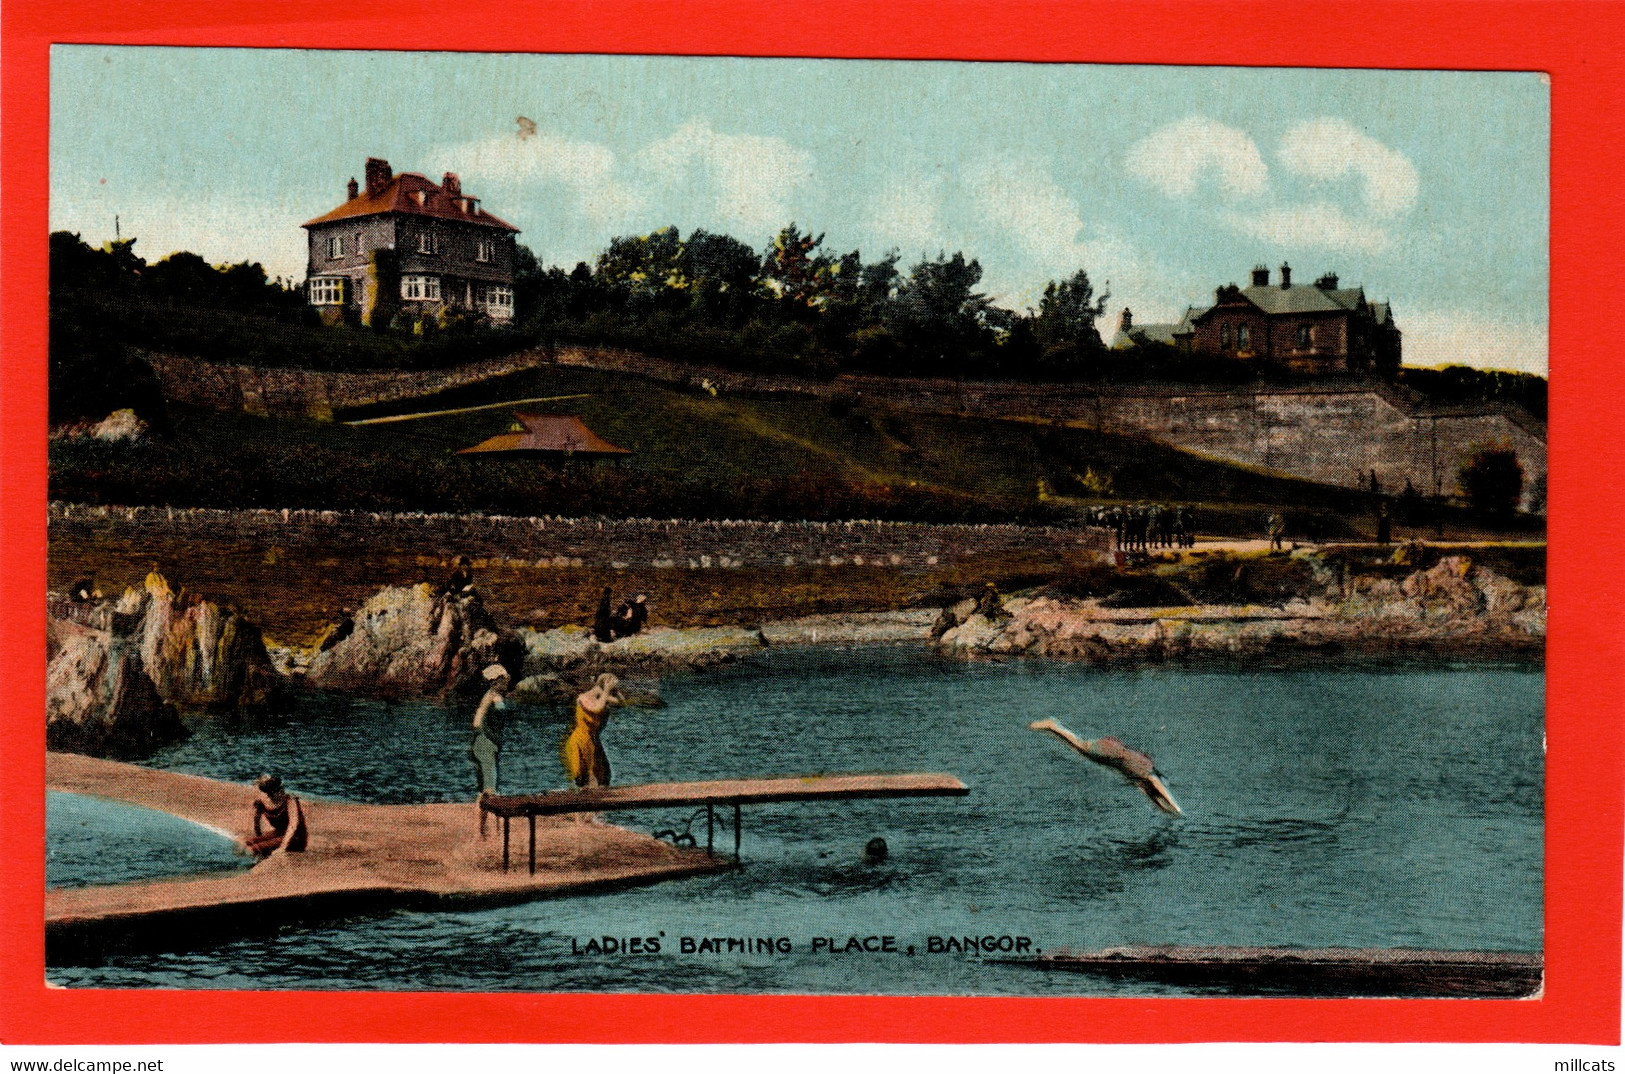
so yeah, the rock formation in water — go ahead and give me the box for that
[46,615,187,757]
[44,575,279,757]
[304,583,526,699]
[936,555,1544,662]
[45,572,279,757]
[117,572,278,710]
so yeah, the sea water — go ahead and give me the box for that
[47,647,1543,994]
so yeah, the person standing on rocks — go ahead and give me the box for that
[592,586,615,642]
[442,556,476,599]
[470,665,510,831]
[69,573,99,603]
[1267,513,1286,551]
[562,672,622,793]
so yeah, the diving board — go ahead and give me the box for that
[481,772,969,872]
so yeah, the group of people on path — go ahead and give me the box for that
[592,587,649,643]
[1085,504,1199,551]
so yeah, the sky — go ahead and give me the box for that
[50,48,1549,373]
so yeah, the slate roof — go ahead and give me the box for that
[1112,306,1203,349]
[1230,283,1365,316]
[303,171,519,232]
[458,414,630,457]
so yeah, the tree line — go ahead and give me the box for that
[513,224,1111,382]
[47,226,1548,412]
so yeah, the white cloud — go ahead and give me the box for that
[961,156,1170,319]
[638,119,813,237]
[1400,309,1548,375]
[1279,118,1419,218]
[869,174,946,254]
[1125,116,1269,200]
[432,130,646,226]
[965,156,1090,272]
[1222,201,1393,255]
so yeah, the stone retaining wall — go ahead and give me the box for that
[139,347,553,419]
[560,348,1548,507]
[135,344,1547,506]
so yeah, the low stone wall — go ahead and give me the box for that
[48,503,1114,570]
[139,347,553,419]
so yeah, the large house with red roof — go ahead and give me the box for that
[302,157,520,325]
[1112,263,1401,376]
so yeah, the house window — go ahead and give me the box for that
[1238,325,1251,350]
[1221,324,1232,349]
[417,230,440,255]
[326,235,345,259]
[1297,324,1313,348]
[475,237,494,263]
[308,277,345,305]
[483,285,514,318]
[401,275,441,301]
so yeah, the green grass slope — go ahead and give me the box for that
[51,365,1385,530]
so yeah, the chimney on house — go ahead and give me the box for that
[1279,262,1292,288]
[347,177,359,200]
[1316,272,1339,290]
[443,172,461,196]
[1251,265,1269,287]
[365,157,393,197]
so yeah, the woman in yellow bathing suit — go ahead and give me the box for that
[562,673,622,788]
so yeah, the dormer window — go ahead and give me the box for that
[326,235,345,259]
[475,237,494,263]
[417,230,440,255]
[414,190,428,206]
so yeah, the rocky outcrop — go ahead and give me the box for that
[46,615,186,758]
[45,572,279,757]
[116,573,278,710]
[937,556,1544,662]
[49,408,148,443]
[510,609,939,697]
[304,584,525,699]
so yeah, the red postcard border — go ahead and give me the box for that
[2,0,1620,1045]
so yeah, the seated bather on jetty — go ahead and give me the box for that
[44,752,968,958]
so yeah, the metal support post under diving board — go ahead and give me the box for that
[734,802,741,861]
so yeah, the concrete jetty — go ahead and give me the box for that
[46,753,729,958]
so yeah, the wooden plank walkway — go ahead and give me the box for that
[482,773,968,815]
[481,772,969,869]
[1000,944,1542,997]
